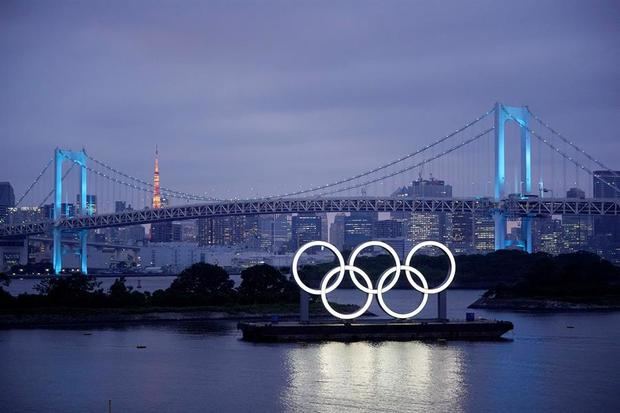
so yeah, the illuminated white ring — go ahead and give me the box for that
[376,265,429,319]
[320,265,374,320]
[404,241,456,294]
[292,240,345,295]
[348,241,401,294]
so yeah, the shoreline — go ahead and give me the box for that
[0,304,371,328]
[469,296,620,312]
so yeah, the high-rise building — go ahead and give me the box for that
[258,215,291,252]
[561,187,593,254]
[76,194,97,215]
[344,212,377,249]
[151,222,172,243]
[375,219,403,239]
[8,207,43,225]
[197,215,258,247]
[393,176,453,198]
[450,212,474,254]
[566,187,586,199]
[329,214,346,250]
[533,216,562,255]
[592,171,620,263]
[291,214,322,250]
[393,176,453,246]
[115,201,127,213]
[473,213,494,253]
[0,182,15,225]
[593,171,620,198]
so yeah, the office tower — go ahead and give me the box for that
[8,207,43,225]
[533,216,563,255]
[394,176,452,246]
[593,171,620,198]
[258,214,291,252]
[343,212,377,250]
[592,171,620,263]
[0,182,15,225]
[560,187,593,253]
[115,201,127,213]
[197,215,258,246]
[291,214,322,250]
[151,222,174,243]
[450,212,474,254]
[375,219,403,239]
[473,212,494,253]
[76,194,97,215]
[329,214,346,250]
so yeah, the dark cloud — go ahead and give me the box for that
[1,0,618,200]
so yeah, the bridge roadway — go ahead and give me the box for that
[1,197,619,238]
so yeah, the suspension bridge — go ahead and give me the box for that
[1,103,619,274]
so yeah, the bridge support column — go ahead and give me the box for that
[52,148,88,275]
[79,230,88,274]
[493,211,506,251]
[53,227,62,274]
[494,103,532,252]
[437,291,447,320]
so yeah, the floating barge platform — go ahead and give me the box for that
[238,319,514,342]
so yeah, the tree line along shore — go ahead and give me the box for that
[1,250,619,324]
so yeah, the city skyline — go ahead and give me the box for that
[1,1,619,199]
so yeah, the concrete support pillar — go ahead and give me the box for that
[299,290,309,323]
[437,291,447,320]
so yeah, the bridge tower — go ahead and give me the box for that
[493,103,532,252]
[53,148,89,275]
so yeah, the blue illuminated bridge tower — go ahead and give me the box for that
[494,102,532,252]
[53,148,90,274]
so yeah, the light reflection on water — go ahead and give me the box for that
[283,341,465,412]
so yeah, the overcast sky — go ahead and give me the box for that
[1,0,618,201]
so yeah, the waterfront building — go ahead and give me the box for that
[533,216,563,255]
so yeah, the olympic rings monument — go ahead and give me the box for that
[239,241,513,342]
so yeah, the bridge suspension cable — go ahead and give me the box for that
[38,163,75,208]
[82,150,220,202]
[501,107,620,196]
[263,108,495,199]
[14,158,52,207]
[74,109,493,202]
[528,108,620,178]
[316,127,495,197]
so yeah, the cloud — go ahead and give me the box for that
[0,0,618,202]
